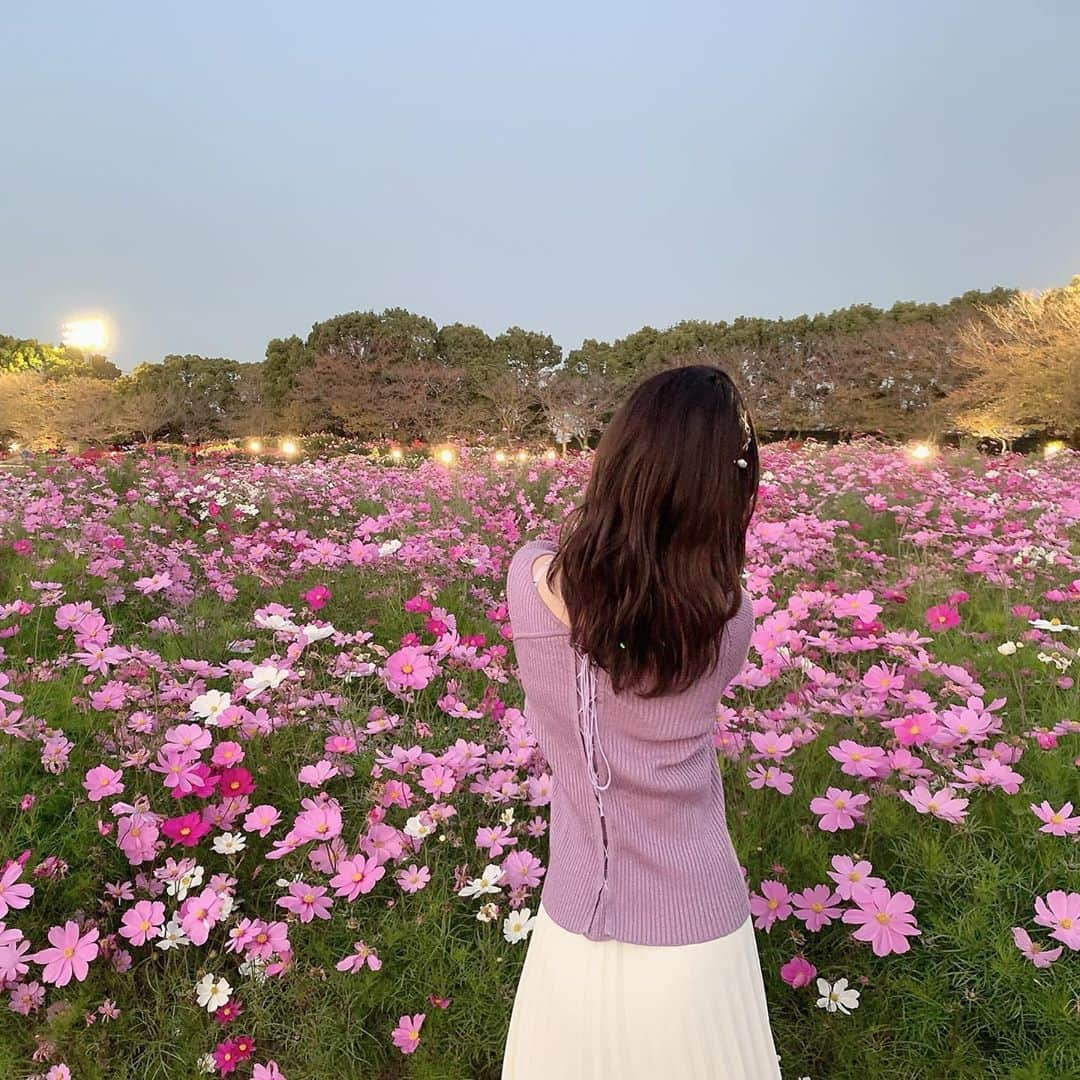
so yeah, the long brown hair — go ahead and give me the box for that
[546,363,759,698]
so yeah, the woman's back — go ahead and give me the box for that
[506,537,756,945]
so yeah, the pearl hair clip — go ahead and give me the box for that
[735,457,748,469]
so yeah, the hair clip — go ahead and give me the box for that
[735,458,748,469]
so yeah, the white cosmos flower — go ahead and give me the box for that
[815,977,860,1014]
[477,901,500,923]
[301,624,336,644]
[197,1053,217,1074]
[378,538,402,557]
[212,832,246,856]
[166,865,204,901]
[457,864,504,898]
[997,641,1019,656]
[404,814,435,840]
[503,906,537,943]
[1030,617,1078,633]
[254,612,299,632]
[238,955,269,983]
[195,973,232,1012]
[243,662,289,698]
[156,916,191,951]
[190,690,231,725]
[500,807,515,827]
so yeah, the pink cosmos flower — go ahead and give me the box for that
[395,864,432,893]
[252,1063,286,1080]
[336,940,383,973]
[294,801,343,843]
[899,783,969,824]
[842,886,922,956]
[749,880,792,931]
[1011,926,1063,968]
[790,885,844,931]
[0,925,31,982]
[1033,890,1080,950]
[214,1039,243,1075]
[212,741,245,767]
[29,920,100,986]
[297,760,340,787]
[180,886,225,946]
[828,740,890,780]
[746,764,795,795]
[0,861,34,918]
[119,900,166,947]
[329,856,386,902]
[925,603,960,630]
[84,764,125,802]
[809,787,870,831]
[779,955,816,988]
[385,646,435,691]
[749,730,795,761]
[243,805,282,837]
[391,1012,426,1054]
[276,881,333,922]
[827,855,885,901]
[1030,801,1080,837]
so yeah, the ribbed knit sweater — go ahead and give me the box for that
[506,538,755,946]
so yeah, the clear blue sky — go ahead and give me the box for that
[2,2,1078,371]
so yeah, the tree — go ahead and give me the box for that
[535,368,619,452]
[262,335,308,408]
[0,334,120,379]
[944,276,1080,442]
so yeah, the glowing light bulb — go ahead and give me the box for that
[543,448,557,461]
[515,449,528,462]
[909,442,933,461]
[1043,440,1065,458]
[437,447,455,465]
[389,447,404,461]
[247,439,262,453]
[281,439,298,456]
[494,450,507,464]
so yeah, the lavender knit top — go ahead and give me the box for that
[506,538,755,946]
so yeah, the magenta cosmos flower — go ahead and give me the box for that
[385,646,435,691]
[162,811,211,847]
[29,921,100,986]
[779,955,816,988]
[924,603,960,630]
[842,886,922,956]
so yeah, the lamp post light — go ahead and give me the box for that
[1043,440,1065,459]
[281,439,299,457]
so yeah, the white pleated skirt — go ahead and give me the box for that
[501,900,783,1079]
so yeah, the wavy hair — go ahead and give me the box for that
[546,363,759,698]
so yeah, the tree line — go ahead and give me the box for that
[2,278,1078,451]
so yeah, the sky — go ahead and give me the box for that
[2,2,1079,372]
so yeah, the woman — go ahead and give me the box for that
[501,364,781,1079]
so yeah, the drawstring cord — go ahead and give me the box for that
[575,648,612,798]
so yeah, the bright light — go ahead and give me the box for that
[515,449,529,462]
[281,439,299,456]
[494,450,507,464]
[389,447,404,461]
[247,439,263,453]
[61,317,108,353]
[543,448,558,461]
[1043,440,1066,458]
[908,442,933,461]
[436,447,456,465]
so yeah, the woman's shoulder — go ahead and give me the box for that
[508,537,557,576]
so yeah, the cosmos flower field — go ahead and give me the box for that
[0,441,1077,1080]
